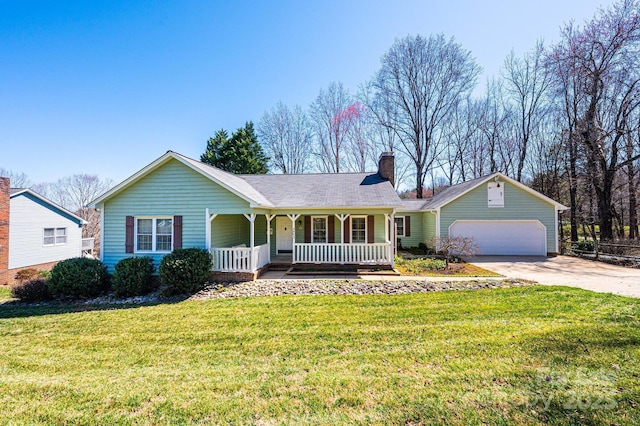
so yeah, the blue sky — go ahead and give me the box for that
[0,0,612,184]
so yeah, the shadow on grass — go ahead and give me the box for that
[0,293,193,319]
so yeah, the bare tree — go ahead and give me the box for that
[0,168,32,188]
[48,175,113,249]
[258,102,313,174]
[310,82,353,173]
[371,34,481,198]
[503,41,553,182]
[548,0,640,240]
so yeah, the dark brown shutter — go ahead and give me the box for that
[173,215,183,250]
[304,216,311,243]
[367,215,375,243]
[125,216,134,253]
[343,217,350,243]
[405,216,411,237]
[328,216,335,243]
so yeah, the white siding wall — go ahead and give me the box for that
[9,194,83,269]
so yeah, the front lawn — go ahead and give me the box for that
[0,287,638,424]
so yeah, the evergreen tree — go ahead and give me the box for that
[200,122,269,174]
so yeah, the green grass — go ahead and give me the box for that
[395,256,502,277]
[1,287,639,425]
[0,285,11,301]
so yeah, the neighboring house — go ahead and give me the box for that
[0,177,87,285]
[90,151,568,280]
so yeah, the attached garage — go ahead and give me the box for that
[449,220,546,256]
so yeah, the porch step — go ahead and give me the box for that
[267,264,291,271]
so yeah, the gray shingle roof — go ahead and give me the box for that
[240,172,401,208]
[399,199,432,211]
[172,152,275,207]
[91,151,402,210]
[423,175,489,210]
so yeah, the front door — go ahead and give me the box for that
[276,216,293,253]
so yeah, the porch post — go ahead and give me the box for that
[205,208,211,251]
[265,214,275,264]
[390,211,396,267]
[206,210,218,250]
[384,213,389,243]
[287,214,300,263]
[243,213,256,270]
[336,214,348,264]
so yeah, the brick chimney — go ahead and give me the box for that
[0,177,9,285]
[378,152,395,187]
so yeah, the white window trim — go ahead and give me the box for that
[311,215,328,243]
[134,217,174,253]
[395,216,405,237]
[350,215,368,244]
[43,227,67,247]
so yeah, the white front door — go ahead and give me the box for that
[276,216,293,253]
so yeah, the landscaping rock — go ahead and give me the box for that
[190,278,533,300]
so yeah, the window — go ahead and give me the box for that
[312,216,327,243]
[351,216,366,243]
[488,182,504,207]
[44,228,66,246]
[395,217,405,237]
[136,217,173,252]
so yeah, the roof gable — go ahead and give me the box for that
[90,151,273,208]
[10,189,87,225]
[399,173,568,211]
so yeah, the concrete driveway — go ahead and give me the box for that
[470,255,640,298]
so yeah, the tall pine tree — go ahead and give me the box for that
[200,122,269,174]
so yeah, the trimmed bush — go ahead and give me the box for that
[112,256,156,297]
[11,279,51,302]
[15,268,40,283]
[159,248,212,295]
[48,258,109,298]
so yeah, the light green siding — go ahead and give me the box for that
[102,158,252,270]
[423,212,436,247]
[439,182,557,253]
[396,212,424,248]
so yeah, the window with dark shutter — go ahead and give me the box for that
[367,215,375,243]
[304,216,311,243]
[343,217,350,243]
[405,216,411,237]
[173,216,182,249]
[328,216,335,243]
[125,216,134,253]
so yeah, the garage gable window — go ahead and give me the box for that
[488,182,504,207]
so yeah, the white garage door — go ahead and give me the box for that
[449,220,546,256]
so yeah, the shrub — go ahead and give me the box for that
[38,270,51,280]
[572,240,595,253]
[11,279,51,302]
[48,258,109,298]
[14,268,39,283]
[112,256,156,297]
[159,248,212,295]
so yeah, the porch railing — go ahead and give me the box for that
[211,243,270,272]
[294,243,392,265]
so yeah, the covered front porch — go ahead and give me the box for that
[205,209,396,274]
